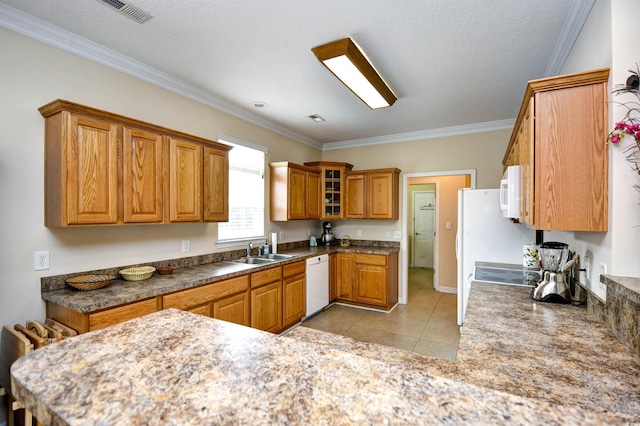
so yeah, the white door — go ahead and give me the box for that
[413,191,435,268]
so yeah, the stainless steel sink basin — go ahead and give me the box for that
[260,253,295,260]
[231,257,276,265]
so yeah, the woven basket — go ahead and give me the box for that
[120,266,156,281]
[66,275,116,291]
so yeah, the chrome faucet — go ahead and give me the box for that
[247,241,253,257]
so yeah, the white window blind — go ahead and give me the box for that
[217,136,266,245]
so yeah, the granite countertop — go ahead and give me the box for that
[42,245,399,313]
[11,309,619,425]
[286,282,640,422]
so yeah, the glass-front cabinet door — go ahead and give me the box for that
[304,162,353,220]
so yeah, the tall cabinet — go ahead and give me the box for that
[502,68,609,231]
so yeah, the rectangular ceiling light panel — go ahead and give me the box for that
[312,38,396,109]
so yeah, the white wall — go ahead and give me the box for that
[0,28,321,338]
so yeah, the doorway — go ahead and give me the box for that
[399,170,476,304]
[411,188,435,268]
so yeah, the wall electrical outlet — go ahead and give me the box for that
[181,240,190,253]
[279,231,284,241]
[445,222,451,230]
[356,230,362,237]
[35,251,49,271]
[393,231,401,239]
[386,231,391,238]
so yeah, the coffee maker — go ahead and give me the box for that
[532,242,571,303]
[320,221,335,245]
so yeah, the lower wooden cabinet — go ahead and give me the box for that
[187,303,212,318]
[282,261,306,329]
[251,281,282,333]
[335,252,398,311]
[336,253,354,300]
[213,292,249,326]
[329,254,337,303]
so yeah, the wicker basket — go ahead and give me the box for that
[120,266,156,281]
[66,274,116,291]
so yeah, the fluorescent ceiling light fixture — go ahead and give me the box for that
[312,38,396,109]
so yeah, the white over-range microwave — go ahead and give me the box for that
[500,165,520,219]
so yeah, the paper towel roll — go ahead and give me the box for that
[271,232,278,254]
[523,243,539,269]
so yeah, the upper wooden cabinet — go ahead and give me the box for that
[345,168,400,220]
[269,162,321,221]
[502,69,609,231]
[304,162,354,220]
[39,100,231,226]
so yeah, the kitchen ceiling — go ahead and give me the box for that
[0,0,593,149]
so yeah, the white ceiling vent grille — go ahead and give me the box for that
[98,0,152,23]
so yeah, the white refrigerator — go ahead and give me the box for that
[456,188,536,325]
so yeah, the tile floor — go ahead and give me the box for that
[300,268,461,360]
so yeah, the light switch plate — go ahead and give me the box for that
[181,240,190,253]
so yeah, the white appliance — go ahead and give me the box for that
[305,254,329,318]
[500,165,521,219]
[456,188,536,325]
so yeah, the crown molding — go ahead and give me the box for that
[322,118,516,151]
[544,0,596,77]
[0,3,323,150]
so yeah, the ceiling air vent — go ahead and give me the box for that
[98,0,152,23]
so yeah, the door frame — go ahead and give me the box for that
[411,189,436,268]
[399,170,476,304]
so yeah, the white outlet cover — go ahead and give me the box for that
[35,251,50,270]
[393,231,401,238]
[181,240,190,253]
[356,230,362,237]
[386,231,391,238]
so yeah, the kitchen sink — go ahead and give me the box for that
[259,253,295,260]
[231,257,276,265]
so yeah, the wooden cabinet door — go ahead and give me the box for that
[336,253,354,300]
[329,254,337,302]
[203,146,229,222]
[251,282,282,333]
[368,171,397,220]
[168,137,202,222]
[306,171,321,220]
[535,83,608,231]
[354,264,387,306]
[288,167,306,219]
[345,173,366,219]
[122,127,163,223]
[213,292,249,327]
[67,114,119,224]
[519,98,534,226]
[283,274,306,328]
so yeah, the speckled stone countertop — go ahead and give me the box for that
[11,309,619,425]
[286,281,640,422]
[42,245,399,313]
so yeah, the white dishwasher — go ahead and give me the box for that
[305,254,329,319]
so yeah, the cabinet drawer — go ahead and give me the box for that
[89,298,158,331]
[283,260,305,278]
[163,276,249,310]
[251,266,282,288]
[354,253,387,266]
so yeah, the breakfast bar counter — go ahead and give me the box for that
[10,309,618,425]
[286,281,640,423]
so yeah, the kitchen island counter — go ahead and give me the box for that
[11,308,618,425]
[286,281,640,422]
